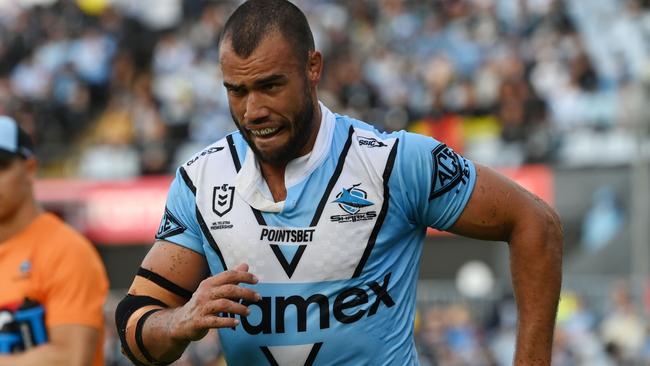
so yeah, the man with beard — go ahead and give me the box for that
[116,1,563,365]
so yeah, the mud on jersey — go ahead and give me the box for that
[157,103,476,366]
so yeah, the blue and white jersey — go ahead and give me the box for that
[157,103,477,365]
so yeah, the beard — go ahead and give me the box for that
[230,85,315,166]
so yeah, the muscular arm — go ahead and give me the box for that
[0,324,98,366]
[448,164,563,365]
[118,240,259,365]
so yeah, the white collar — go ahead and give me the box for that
[235,102,336,213]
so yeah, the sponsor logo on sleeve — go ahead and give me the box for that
[429,144,470,200]
[156,207,187,239]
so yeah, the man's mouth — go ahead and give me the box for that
[249,127,281,138]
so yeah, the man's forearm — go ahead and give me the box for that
[509,208,563,365]
[0,324,97,366]
[120,305,193,365]
[138,308,192,363]
[0,345,68,366]
[118,263,257,365]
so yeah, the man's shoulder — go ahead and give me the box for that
[33,213,89,246]
[333,114,392,143]
[32,213,103,267]
[334,114,379,134]
[180,132,241,171]
[333,114,441,154]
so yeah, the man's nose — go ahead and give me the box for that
[244,92,269,123]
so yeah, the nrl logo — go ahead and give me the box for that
[213,184,235,216]
[357,136,388,148]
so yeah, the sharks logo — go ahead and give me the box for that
[330,184,377,223]
[333,184,374,214]
[11,259,32,280]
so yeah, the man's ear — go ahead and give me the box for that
[25,157,38,182]
[307,51,323,87]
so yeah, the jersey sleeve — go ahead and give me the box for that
[393,132,477,231]
[155,167,205,255]
[42,228,108,329]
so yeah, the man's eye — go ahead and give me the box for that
[263,84,279,91]
[228,88,246,96]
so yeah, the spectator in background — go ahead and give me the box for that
[115,1,562,364]
[0,116,108,365]
[555,291,608,365]
[1,0,648,176]
[600,280,647,363]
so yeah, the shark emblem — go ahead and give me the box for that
[333,184,374,214]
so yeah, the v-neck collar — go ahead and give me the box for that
[235,102,336,213]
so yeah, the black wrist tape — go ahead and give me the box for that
[114,294,167,366]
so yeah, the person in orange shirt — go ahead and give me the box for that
[0,116,108,366]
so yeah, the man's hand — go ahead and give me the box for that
[119,241,264,364]
[169,263,260,342]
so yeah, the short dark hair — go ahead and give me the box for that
[220,0,315,64]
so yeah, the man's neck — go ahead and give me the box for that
[259,103,322,203]
[0,200,42,245]
[260,162,288,202]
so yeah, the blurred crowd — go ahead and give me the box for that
[415,281,650,366]
[0,0,649,178]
